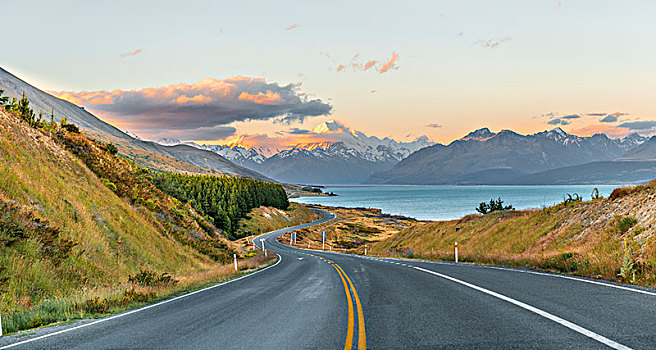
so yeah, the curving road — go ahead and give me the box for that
[2,209,656,349]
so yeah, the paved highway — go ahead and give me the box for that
[2,209,655,349]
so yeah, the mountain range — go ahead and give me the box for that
[368,127,656,185]
[158,121,435,184]
[0,67,269,180]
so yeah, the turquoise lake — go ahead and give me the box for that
[291,185,620,221]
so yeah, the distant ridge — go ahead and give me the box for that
[368,127,650,185]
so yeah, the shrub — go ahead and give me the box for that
[610,186,633,200]
[476,198,514,214]
[616,216,638,234]
[100,178,117,192]
[128,270,178,287]
[105,142,118,155]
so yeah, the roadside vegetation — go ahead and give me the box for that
[0,91,295,334]
[372,181,656,288]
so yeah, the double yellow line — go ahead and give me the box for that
[322,257,366,350]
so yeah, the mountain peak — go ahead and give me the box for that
[311,120,343,134]
[461,127,496,141]
[548,127,568,136]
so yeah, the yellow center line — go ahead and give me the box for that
[335,264,366,350]
[333,264,354,350]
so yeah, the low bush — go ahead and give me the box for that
[616,216,638,234]
[128,270,178,287]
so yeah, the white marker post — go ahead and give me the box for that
[364,246,367,256]
[322,230,326,250]
[1,311,3,337]
[290,232,293,245]
[308,241,310,248]
[234,254,238,271]
[261,239,266,257]
[455,241,458,263]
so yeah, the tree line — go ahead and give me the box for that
[151,173,289,238]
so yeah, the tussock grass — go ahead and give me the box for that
[372,185,656,288]
[0,110,282,334]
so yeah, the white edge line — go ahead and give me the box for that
[413,266,632,350]
[0,254,283,349]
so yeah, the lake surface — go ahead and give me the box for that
[291,185,620,221]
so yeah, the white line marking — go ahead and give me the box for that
[0,254,283,349]
[413,266,632,350]
[416,260,656,297]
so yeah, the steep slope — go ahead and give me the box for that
[617,136,656,161]
[0,67,269,179]
[0,108,232,332]
[508,161,656,185]
[369,127,644,185]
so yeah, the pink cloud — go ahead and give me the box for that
[378,52,399,74]
[238,91,282,105]
[119,49,143,58]
[476,37,512,49]
[335,52,399,74]
[285,23,298,31]
[50,77,331,139]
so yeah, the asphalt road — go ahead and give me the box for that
[2,209,655,349]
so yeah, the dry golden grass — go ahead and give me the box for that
[277,204,416,253]
[371,188,656,288]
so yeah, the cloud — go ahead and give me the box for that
[285,23,298,31]
[378,52,400,74]
[51,76,332,140]
[335,52,400,74]
[570,124,628,138]
[475,37,512,49]
[618,121,656,130]
[600,115,618,123]
[561,114,580,119]
[119,49,142,58]
[370,90,378,94]
[426,123,443,128]
[585,113,607,117]
[547,118,569,125]
[364,60,377,71]
[237,91,281,105]
[287,128,312,134]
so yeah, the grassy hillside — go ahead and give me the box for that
[373,184,656,288]
[0,107,284,334]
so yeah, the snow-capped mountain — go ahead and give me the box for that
[154,138,267,169]
[153,120,434,184]
[256,121,434,184]
[369,127,649,185]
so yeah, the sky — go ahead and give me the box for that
[2,0,656,149]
